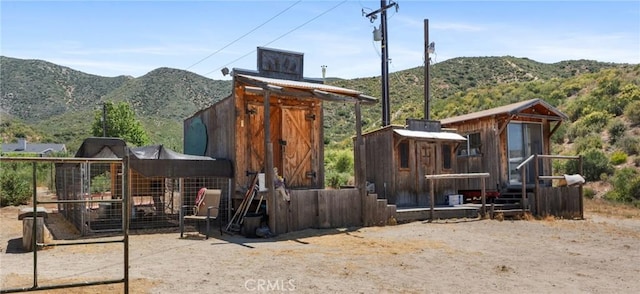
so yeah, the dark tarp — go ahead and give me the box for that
[75,137,128,158]
[75,137,233,178]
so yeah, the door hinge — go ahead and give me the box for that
[305,171,316,178]
[305,113,316,121]
[279,139,287,146]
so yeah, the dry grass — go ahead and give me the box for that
[585,197,640,219]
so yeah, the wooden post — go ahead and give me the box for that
[429,178,435,222]
[354,101,367,226]
[578,155,584,219]
[481,177,486,218]
[521,165,527,214]
[533,154,539,215]
[264,90,277,234]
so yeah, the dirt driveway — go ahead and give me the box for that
[1,199,639,293]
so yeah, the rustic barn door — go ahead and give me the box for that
[281,107,315,188]
[416,141,435,206]
[247,102,283,174]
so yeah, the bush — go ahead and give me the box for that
[0,163,32,206]
[625,100,640,125]
[607,119,626,145]
[583,187,596,199]
[605,168,640,202]
[610,150,628,165]
[550,123,567,144]
[616,136,640,155]
[635,157,640,167]
[572,135,603,154]
[567,112,611,142]
[324,149,354,188]
[91,172,111,194]
[565,149,613,181]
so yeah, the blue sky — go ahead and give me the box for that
[2,1,639,80]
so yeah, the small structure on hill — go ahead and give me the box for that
[1,138,67,156]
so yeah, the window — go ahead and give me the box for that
[457,133,481,156]
[442,144,452,170]
[399,141,409,169]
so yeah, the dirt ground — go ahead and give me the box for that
[1,194,639,293]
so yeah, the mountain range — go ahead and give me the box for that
[0,55,635,152]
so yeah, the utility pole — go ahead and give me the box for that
[102,102,107,137]
[365,0,398,127]
[423,19,435,120]
[321,65,327,83]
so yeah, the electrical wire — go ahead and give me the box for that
[205,0,348,77]
[185,0,302,71]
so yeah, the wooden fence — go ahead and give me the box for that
[534,187,582,219]
[519,154,584,219]
[282,189,363,232]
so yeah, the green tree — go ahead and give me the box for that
[91,102,150,146]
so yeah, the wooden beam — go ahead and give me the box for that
[497,115,515,135]
[424,173,490,180]
[515,113,564,121]
[549,121,562,137]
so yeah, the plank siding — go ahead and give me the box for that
[289,189,361,230]
[536,187,582,219]
[363,129,394,201]
[449,118,501,191]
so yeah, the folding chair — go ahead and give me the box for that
[180,188,222,239]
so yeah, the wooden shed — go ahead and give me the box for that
[183,47,378,233]
[440,98,568,192]
[437,98,583,219]
[362,119,467,207]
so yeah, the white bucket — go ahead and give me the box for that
[448,194,463,206]
[258,173,267,192]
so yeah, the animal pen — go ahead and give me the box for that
[56,138,234,235]
[1,155,131,293]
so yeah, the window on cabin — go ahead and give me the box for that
[399,141,409,169]
[457,133,482,156]
[442,144,452,170]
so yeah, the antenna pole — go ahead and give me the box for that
[424,19,430,120]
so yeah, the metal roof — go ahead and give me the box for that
[235,74,378,104]
[2,142,67,154]
[393,129,467,141]
[440,98,568,125]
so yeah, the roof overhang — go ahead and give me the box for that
[393,129,467,142]
[234,74,378,105]
[440,98,568,125]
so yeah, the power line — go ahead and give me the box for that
[185,0,302,71]
[205,0,348,77]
